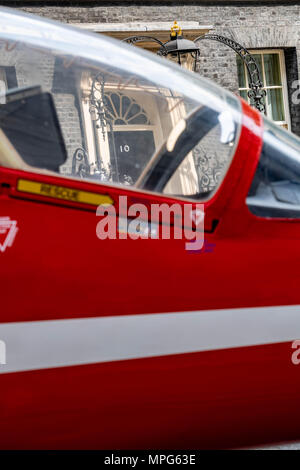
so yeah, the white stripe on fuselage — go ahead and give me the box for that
[0,305,299,374]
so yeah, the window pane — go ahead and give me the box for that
[248,89,267,114]
[266,88,285,122]
[239,89,248,102]
[236,56,246,89]
[250,54,263,87]
[264,53,282,86]
[237,54,263,89]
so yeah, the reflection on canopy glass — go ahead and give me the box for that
[0,8,241,200]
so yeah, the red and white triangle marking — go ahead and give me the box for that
[0,217,18,253]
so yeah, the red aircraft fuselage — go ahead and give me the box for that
[1,99,300,449]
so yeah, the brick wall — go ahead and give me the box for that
[8,2,300,134]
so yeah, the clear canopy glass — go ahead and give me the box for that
[0,7,242,199]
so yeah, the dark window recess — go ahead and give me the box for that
[4,66,18,89]
[52,56,77,94]
[52,56,85,148]
[284,48,300,137]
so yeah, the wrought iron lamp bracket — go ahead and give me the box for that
[123,31,266,113]
[122,36,168,56]
[195,33,266,113]
[72,147,90,178]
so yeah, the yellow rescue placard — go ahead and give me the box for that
[17,179,113,206]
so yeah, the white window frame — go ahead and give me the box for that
[0,69,7,97]
[238,49,291,130]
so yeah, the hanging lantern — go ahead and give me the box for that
[160,21,200,71]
